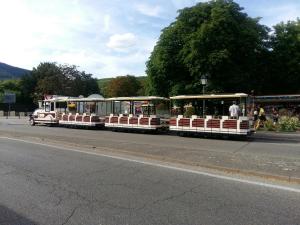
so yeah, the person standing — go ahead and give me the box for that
[272,107,279,125]
[255,105,266,130]
[229,101,240,118]
[253,107,258,122]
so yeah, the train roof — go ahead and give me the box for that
[44,96,105,102]
[64,97,105,102]
[170,93,248,100]
[106,96,169,101]
[43,96,72,102]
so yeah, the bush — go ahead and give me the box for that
[278,108,290,116]
[278,116,299,132]
[184,106,195,118]
[264,119,277,131]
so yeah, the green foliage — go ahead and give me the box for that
[137,76,148,96]
[0,79,22,103]
[106,75,141,97]
[184,106,195,118]
[278,108,291,117]
[265,19,300,94]
[21,62,99,103]
[97,78,112,97]
[0,79,20,92]
[278,116,299,132]
[146,0,269,96]
[264,119,277,131]
[99,76,147,97]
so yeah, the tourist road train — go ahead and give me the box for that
[29,93,252,137]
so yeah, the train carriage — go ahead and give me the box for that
[169,93,252,136]
[30,94,107,128]
[57,95,106,128]
[104,96,169,132]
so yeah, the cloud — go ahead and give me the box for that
[4,0,298,79]
[103,14,111,32]
[171,0,200,9]
[106,33,137,51]
[257,4,300,27]
[134,3,162,17]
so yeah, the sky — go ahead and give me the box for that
[0,0,299,78]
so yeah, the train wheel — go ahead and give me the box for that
[29,118,35,126]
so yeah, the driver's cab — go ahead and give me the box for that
[32,99,58,120]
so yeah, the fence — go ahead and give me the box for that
[0,103,35,118]
[0,110,32,118]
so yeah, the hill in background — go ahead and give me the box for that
[0,62,30,80]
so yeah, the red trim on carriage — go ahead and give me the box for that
[169,118,177,126]
[119,117,128,124]
[178,118,190,127]
[91,116,100,122]
[223,120,237,129]
[110,116,118,123]
[150,118,160,125]
[192,118,205,127]
[83,116,90,122]
[240,120,249,129]
[207,119,220,128]
[140,117,149,125]
[76,115,83,122]
[129,117,138,124]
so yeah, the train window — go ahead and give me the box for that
[45,103,50,112]
[51,102,55,111]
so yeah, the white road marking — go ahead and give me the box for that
[1,136,300,193]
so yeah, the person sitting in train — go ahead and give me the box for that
[229,101,240,119]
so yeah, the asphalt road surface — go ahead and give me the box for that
[1,118,300,180]
[0,137,300,225]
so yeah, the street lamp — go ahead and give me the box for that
[201,75,208,117]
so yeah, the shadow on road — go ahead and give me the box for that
[0,205,38,225]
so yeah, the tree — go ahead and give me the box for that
[106,75,141,97]
[266,19,300,94]
[146,0,269,96]
[0,79,22,102]
[20,62,100,103]
[59,64,99,97]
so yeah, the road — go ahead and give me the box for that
[0,137,300,225]
[0,118,300,181]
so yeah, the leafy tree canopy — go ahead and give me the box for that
[0,79,22,103]
[106,75,142,97]
[266,19,300,94]
[146,0,270,96]
[20,62,99,103]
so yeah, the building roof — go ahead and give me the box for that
[255,94,300,103]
